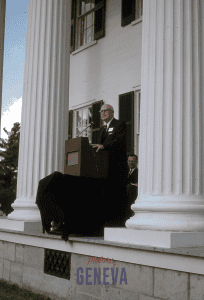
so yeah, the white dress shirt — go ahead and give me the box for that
[129,167,138,185]
[105,117,114,131]
[129,168,135,175]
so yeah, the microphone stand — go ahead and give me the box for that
[76,122,99,177]
[76,122,94,137]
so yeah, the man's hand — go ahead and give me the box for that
[92,144,104,152]
[131,183,138,186]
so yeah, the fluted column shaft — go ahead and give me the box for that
[0,0,6,139]
[0,0,6,216]
[127,0,204,231]
[7,0,71,221]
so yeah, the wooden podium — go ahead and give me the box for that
[64,137,99,178]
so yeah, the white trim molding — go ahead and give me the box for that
[71,40,97,55]
[1,229,204,276]
[131,17,142,26]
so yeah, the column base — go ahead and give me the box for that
[7,197,41,221]
[0,219,42,233]
[104,228,204,248]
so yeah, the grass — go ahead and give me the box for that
[0,280,52,300]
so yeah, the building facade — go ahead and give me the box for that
[68,0,142,157]
[0,0,202,244]
[0,1,204,299]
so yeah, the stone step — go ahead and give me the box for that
[0,219,42,233]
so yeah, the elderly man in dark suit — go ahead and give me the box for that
[126,154,138,210]
[92,104,129,226]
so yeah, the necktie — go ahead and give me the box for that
[104,124,108,132]
[129,169,132,176]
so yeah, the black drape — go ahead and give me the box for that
[36,171,133,241]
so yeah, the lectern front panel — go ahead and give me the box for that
[68,152,78,166]
[64,137,98,177]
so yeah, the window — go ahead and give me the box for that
[76,106,93,142]
[119,91,134,155]
[121,0,143,27]
[68,100,104,143]
[71,0,106,52]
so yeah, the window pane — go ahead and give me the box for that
[83,109,88,126]
[87,127,91,142]
[76,110,82,127]
[78,19,81,49]
[87,26,93,44]
[87,12,92,28]
[78,2,96,47]
[80,17,85,46]
[81,0,95,15]
[76,127,81,136]
[86,3,91,12]
[88,107,92,124]
[135,0,143,19]
[81,1,85,14]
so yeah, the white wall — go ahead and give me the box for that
[69,0,142,120]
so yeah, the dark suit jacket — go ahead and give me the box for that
[96,118,129,184]
[127,168,138,185]
[126,168,138,209]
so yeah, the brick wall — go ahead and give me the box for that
[0,241,70,300]
[1,241,204,300]
[68,253,204,300]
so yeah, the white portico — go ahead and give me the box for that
[0,0,204,246]
[105,0,204,247]
[1,1,204,299]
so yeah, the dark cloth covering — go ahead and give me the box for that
[36,171,133,241]
[36,119,133,240]
[95,118,131,223]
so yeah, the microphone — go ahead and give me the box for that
[76,122,94,138]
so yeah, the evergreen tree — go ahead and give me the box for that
[0,122,20,215]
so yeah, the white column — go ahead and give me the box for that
[7,0,71,221]
[0,0,6,216]
[0,0,5,140]
[126,0,204,231]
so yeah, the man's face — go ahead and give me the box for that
[100,109,114,123]
[128,156,138,169]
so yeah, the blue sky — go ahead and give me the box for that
[1,0,29,139]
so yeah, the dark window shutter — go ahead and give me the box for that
[119,92,134,155]
[121,0,135,27]
[68,110,73,140]
[70,0,76,52]
[94,0,106,40]
[91,100,104,143]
